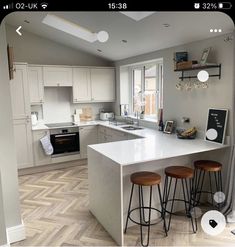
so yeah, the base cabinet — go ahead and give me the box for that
[13,119,33,169]
[32,130,51,166]
[79,126,98,158]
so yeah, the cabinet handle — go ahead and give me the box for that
[40,99,43,103]
[57,83,60,86]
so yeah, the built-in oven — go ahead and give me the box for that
[48,125,80,157]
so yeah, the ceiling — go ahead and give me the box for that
[5,11,234,61]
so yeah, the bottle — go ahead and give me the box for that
[158,109,164,131]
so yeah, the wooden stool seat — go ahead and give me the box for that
[165,166,194,179]
[130,171,161,186]
[194,160,222,172]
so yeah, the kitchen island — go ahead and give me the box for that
[88,127,229,245]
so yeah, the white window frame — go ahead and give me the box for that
[130,60,163,120]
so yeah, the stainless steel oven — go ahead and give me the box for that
[46,123,80,157]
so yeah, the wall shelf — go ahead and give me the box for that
[174,64,221,81]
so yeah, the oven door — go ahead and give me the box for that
[50,132,80,155]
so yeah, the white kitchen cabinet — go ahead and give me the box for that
[28,66,44,104]
[91,68,115,102]
[10,64,31,119]
[10,64,33,169]
[72,68,91,102]
[72,67,115,103]
[13,119,33,169]
[32,130,51,166]
[43,66,72,87]
[79,126,98,158]
[98,126,129,143]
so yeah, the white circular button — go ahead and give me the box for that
[197,70,209,82]
[201,210,226,236]
[97,31,109,43]
[206,128,218,140]
[214,191,226,204]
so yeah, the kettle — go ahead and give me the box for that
[31,112,38,126]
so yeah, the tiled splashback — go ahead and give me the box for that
[31,87,113,123]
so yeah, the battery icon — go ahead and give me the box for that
[218,2,232,9]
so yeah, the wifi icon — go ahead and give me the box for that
[41,2,48,9]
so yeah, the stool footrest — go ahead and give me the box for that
[127,207,163,227]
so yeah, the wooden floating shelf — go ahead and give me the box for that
[174,64,221,81]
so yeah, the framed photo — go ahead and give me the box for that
[205,108,228,144]
[200,47,211,65]
[164,121,174,134]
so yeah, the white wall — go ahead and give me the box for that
[42,87,113,123]
[0,22,22,242]
[6,24,113,66]
[115,34,234,137]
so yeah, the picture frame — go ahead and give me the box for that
[200,47,211,65]
[7,45,14,80]
[205,108,228,145]
[164,120,174,134]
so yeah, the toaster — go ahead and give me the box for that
[100,112,114,121]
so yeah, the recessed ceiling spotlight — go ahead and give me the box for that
[24,20,30,24]
[122,39,127,43]
[97,49,102,52]
[163,23,170,28]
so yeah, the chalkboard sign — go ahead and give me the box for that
[205,108,228,144]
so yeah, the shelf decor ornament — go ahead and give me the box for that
[200,47,211,65]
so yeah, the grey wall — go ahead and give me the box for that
[0,21,22,237]
[6,24,113,66]
[115,34,234,137]
[0,172,7,245]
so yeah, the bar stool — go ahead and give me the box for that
[124,171,167,247]
[193,160,223,209]
[163,166,197,233]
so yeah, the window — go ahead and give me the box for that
[132,61,163,119]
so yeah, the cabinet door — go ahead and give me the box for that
[72,68,91,102]
[10,64,31,119]
[43,66,72,86]
[28,66,44,104]
[79,126,98,158]
[32,130,51,166]
[91,68,115,102]
[13,119,33,169]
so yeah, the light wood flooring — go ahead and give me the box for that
[13,165,235,246]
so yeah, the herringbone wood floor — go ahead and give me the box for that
[13,165,235,246]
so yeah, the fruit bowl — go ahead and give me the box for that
[176,128,197,139]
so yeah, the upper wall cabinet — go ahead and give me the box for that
[72,67,115,103]
[28,66,44,104]
[91,68,115,102]
[43,66,72,87]
[73,68,91,102]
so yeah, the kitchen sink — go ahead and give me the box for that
[121,126,143,130]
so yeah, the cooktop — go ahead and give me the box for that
[45,122,76,128]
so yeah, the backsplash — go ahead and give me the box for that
[31,87,113,123]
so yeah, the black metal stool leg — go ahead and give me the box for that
[157,184,168,236]
[166,178,177,232]
[164,176,172,217]
[196,170,205,206]
[141,186,147,224]
[124,183,134,233]
[184,178,197,233]
[208,172,214,206]
[138,185,153,247]
[181,179,189,215]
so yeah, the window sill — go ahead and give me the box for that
[125,115,158,124]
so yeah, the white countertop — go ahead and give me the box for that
[31,120,107,130]
[32,120,229,166]
[88,125,229,166]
